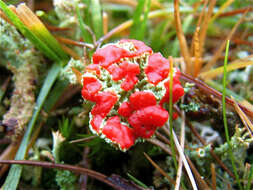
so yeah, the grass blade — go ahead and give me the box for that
[76,3,93,43]
[3,63,61,190]
[246,164,253,190]
[130,0,145,39]
[222,40,243,190]
[15,4,68,60]
[199,60,253,80]
[131,0,151,40]
[90,0,103,39]
[0,1,67,61]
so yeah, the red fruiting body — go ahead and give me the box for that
[81,76,102,101]
[81,39,184,151]
[118,102,132,118]
[145,53,171,85]
[102,116,135,150]
[129,91,157,110]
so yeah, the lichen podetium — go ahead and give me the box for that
[81,39,184,151]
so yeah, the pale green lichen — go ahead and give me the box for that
[54,0,85,28]
[214,126,253,169]
[180,102,200,112]
[0,18,42,140]
[60,58,85,84]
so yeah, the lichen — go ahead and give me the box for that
[60,58,85,84]
[0,18,42,141]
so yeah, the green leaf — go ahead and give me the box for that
[3,63,61,190]
[90,0,103,39]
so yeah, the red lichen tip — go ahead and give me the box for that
[81,39,184,151]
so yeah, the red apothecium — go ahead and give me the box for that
[81,39,184,151]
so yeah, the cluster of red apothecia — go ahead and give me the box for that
[81,39,184,151]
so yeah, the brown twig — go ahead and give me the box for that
[55,36,94,49]
[180,73,253,121]
[0,160,124,190]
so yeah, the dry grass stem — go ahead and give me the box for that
[180,73,253,121]
[146,138,172,155]
[55,36,94,49]
[174,0,192,75]
[71,67,83,85]
[193,26,201,77]
[171,129,198,190]
[231,96,253,138]
[102,11,108,35]
[143,153,183,190]
[190,0,208,55]
[60,44,81,60]
[211,163,217,190]
[174,110,185,190]
[201,10,248,72]
[69,136,97,144]
[199,0,216,57]
[210,0,234,23]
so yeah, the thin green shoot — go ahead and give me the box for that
[3,63,61,190]
[222,40,242,190]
